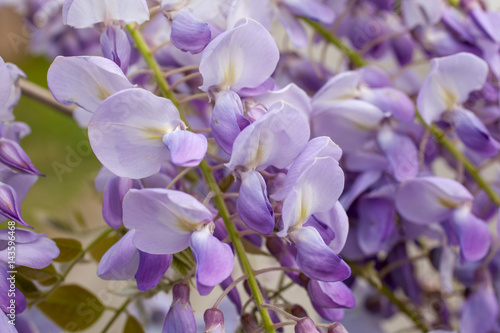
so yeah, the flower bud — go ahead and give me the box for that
[294,318,320,333]
[290,305,308,318]
[241,313,259,332]
[0,138,43,176]
[327,323,349,333]
[204,308,225,333]
[163,283,196,333]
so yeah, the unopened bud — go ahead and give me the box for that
[204,308,225,333]
[328,322,349,333]
[294,318,320,333]
[290,305,308,318]
[241,313,259,332]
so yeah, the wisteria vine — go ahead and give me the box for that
[0,0,499,332]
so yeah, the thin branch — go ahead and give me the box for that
[101,298,132,333]
[19,79,75,117]
[169,72,202,91]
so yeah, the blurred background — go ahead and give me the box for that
[0,7,103,233]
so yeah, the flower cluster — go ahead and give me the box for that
[1,0,500,332]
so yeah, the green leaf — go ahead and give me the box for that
[123,315,145,333]
[37,285,104,332]
[90,234,120,262]
[73,210,87,228]
[17,264,59,284]
[45,217,75,233]
[16,274,41,299]
[53,238,82,262]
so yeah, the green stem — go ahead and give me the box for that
[303,18,500,206]
[416,112,500,205]
[199,161,276,332]
[349,262,429,333]
[101,298,132,333]
[300,17,368,68]
[127,24,276,333]
[33,229,114,305]
[125,25,183,117]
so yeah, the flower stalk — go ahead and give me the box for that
[126,24,277,333]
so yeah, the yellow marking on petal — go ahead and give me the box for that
[438,197,462,209]
[442,88,457,110]
[224,64,237,88]
[97,85,112,101]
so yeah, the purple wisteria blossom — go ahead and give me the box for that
[62,0,150,28]
[123,188,234,295]
[88,88,207,178]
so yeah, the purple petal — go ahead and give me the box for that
[203,308,225,333]
[339,170,382,210]
[292,227,351,282]
[401,0,443,29]
[97,230,140,280]
[294,317,320,333]
[0,169,37,205]
[313,72,361,110]
[271,136,342,202]
[396,177,473,224]
[308,279,355,308]
[0,311,17,333]
[189,224,234,295]
[89,88,182,179]
[252,83,311,118]
[163,284,196,333]
[220,276,242,312]
[123,188,213,254]
[312,302,344,322]
[102,176,140,229]
[279,156,344,236]
[199,18,279,92]
[171,8,212,54]
[417,53,488,124]
[460,286,498,333]
[391,33,414,66]
[0,138,43,176]
[452,108,499,157]
[162,130,207,167]
[276,6,308,48]
[0,265,26,314]
[313,201,349,253]
[283,0,335,24]
[359,87,415,122]
[211,90,248,154]
[451,206,491,262]
[237,77,275,98]
[468,3,498,41]
[0,58,11,110]
[266,237,301,285]
[376,126,418,182]
[0,230,59,269]
[226,102,310,171]
[48,56,134,112]
[0,182,31,227]
[359,66,392,88]
[237,171,274,234]
[63,0,150,28]
[100,26,131,73]
[357,197,395,255]
[311,100,384,152]
[135,251,172,291]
